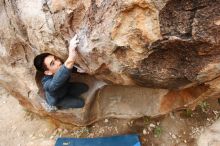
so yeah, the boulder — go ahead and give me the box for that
[0,0,219,125]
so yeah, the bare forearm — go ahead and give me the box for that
[64,57,75,69]
[65,34,79,69]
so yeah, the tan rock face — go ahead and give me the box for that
[0,0,220,125]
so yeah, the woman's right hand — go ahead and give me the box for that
[65,35,79,69]
[68,34,79,60]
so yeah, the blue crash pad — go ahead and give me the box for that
[55,134,141,146]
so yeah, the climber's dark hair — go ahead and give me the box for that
[34,53,52,73]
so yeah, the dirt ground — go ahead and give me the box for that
[0,86,220,146]
[0,87,56,146]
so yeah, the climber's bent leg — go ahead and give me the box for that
[68,82,89,96]
[56,96,85,109]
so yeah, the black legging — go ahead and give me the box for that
[56,82,89,109]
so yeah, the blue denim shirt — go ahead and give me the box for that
[42,65,73,106]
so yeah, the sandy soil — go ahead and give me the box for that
[0,86,220,146]
[0,87,56,146]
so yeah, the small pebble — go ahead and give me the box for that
[63,129,68,134]
[143,129,147,135]
[171,134,177,139]
[149,123,156,128]
[213,110,218,114]
[58,128,62,132]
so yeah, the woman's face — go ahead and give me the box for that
[44,55,62,75]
